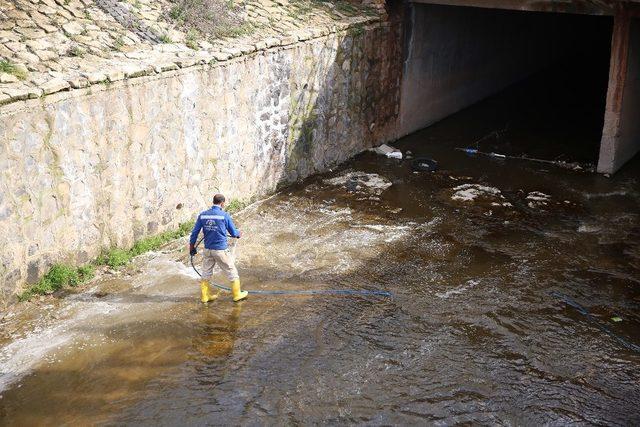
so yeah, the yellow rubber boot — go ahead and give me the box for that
[231,279,248,302]
[200,280,218,303]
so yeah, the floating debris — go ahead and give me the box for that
[324,172,392,195]
[371,144,403,159]
[457,147,595,172]
[411,157,438,172]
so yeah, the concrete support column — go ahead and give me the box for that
[598,9,640,173]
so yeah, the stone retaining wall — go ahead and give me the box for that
[0,22,401,303]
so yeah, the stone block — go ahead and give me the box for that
[280,35,297,45]
[34,49,56,61]
[155,62,179,73]
[83,71,106,84]
[62,21,83,35]
[41,77,69,94]
[68,76,89,88]
[25,86,43,98]
[0,73,19,83]
[122,64,154,78]
[2,86,30,101]
[106,69,125,82]
[26,260,40,284]
[173,59,194,69]
[212,52,231,61]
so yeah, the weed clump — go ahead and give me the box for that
[19,263,94,301]
[19,220,194,301]
[225,198,252,213]
[164,0,251,41]
[0,59,27,80]
[158,33,173,43]
[185,29,199,49]
[97,220,195,269]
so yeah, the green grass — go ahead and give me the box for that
[67,45,85,57]
[0,59,27,80]
[348,23,364,37]
[19,220,194,301]
[19,264,95,302]
[334,0,359,15]
[186,29,199,49]
[159,33,172,43]
[113,36,125,51]
[77,264,95,281]
[97,220,195,268]
[212,22,254,39]
[169,5,184,20]
[96,247,131,268]
[225,198,252,213]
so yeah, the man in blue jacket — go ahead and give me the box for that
[189,193,248,303]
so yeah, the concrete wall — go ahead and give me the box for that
[0,24,401,302]
[598,16,640,173]
[399,3,570,137]
[410,0,620,16]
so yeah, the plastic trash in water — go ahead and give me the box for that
[386,151,402,159]
[411,157,438,172]
[372,144,402,159]
[611,316,623,322]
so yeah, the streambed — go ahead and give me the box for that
[1,79,640,424]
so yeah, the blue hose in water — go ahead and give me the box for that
[190,238,392,298]
[550,291,640,353]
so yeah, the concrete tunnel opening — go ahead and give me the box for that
[399,2,632,171]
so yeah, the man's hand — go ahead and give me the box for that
[189,244,197,256]
[237,230,242,238]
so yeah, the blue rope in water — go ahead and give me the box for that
[190,238,392,298]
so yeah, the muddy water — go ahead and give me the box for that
[2,82,640,424]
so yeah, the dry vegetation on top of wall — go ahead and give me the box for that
[0,0,383,106]
[161,0,378,48]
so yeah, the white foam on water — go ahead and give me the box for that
[436,279,481,299]
[324,171,392,195]
[578,223,601,233]
[0,299,118,392]
[451,184,503,202]
[526,191,551,208]
[0,254,199,393]
[526,191,550,201]
[582,190,628,199]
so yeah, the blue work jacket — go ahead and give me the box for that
[189,205,240,250]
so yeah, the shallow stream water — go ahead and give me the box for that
[1,71,639,424]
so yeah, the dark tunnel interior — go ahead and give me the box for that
[401,4,615,165]
[473,12,614,164]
